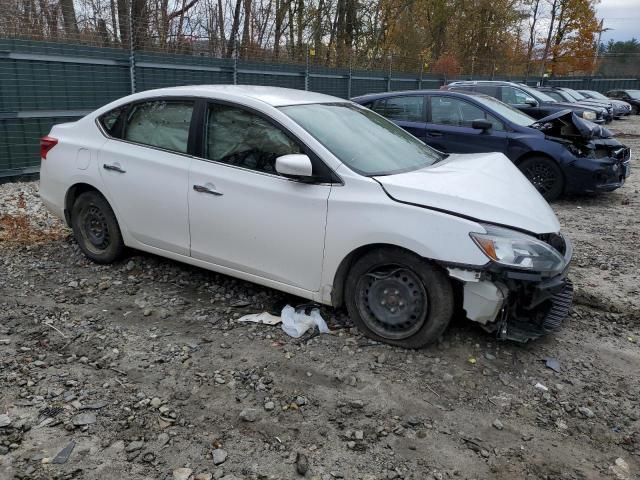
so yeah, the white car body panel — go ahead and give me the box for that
[374,152,560,234]
[39,85,563,311]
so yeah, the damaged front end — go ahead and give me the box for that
[532,110,631,192]
[448,228,573,343]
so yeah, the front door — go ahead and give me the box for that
[98,98,194,255]
[424,95,508,154]
[188,102,331,292]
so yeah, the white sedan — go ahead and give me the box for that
[40,85,573,347]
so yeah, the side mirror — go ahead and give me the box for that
[275,154,313,179]
[524,98,538,107]
[471,119,492,131]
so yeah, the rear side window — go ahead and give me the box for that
[545,91,565,102]
[475,85,498,97]
[124,100,194,154]
[371,96,425,122]
[98,106,126,138]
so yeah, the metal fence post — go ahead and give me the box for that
[305,47,309,91]
[128,2,136,93]
[387,54,392,92]
[418,60,424,90]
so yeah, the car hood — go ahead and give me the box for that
[373,152,560,234]
[547,100,599,112]
[531,110,612,140]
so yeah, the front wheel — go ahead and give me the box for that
[518,156,564,201]
[71,191,125,263]
[631,105,639,115]
[344,248,454,348]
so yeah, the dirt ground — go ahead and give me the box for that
[1,116,639,480]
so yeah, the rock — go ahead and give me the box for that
[442,373,454,382]
[349,400,365,409]
[125,440,144,452]
[239,408,258,422]
[264,401,275,411]
[51,440,76,464]
[296,452,309,475]
[492,419,504,431]
[354,430,364,440]
[610,457,630,480]
[173,468,193,480]
[195,474,213,480]
[578,406,595,418]
[72,412,97,426]
[150,397,162,408]
[212,448,227,465]
[0,414,11,428]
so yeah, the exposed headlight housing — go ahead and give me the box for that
[582,111,596,120]
[470,225,566,273]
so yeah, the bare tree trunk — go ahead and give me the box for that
[60,0,80,37]
[217,0,226,54]
[539,0,558,80]
[241,0,252,51]
[296,0,304,54]
[525,0,540,79]
[274,0,288,58]
[110,0,119,41]
[227,0,242,57]
[117,0,130,47]
[313,0,324,57]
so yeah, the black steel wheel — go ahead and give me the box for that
[518,156,564,201]
[71,190,124,263]
[344,248,454,348]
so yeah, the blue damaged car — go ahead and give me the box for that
[352,90,631,201]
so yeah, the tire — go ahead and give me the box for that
[344,248,454,349]
[631,105,639,115]
[71,191,124,263]
[518,156,564,201]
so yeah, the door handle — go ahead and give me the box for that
[103,163,126,173]
[428,131,443,137]
[193,184,223,196]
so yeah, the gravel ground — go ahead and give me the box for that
[1,117,639,480]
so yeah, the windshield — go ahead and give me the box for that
[627,90,640,99]
[581,90,607,100]
[280,103,444,176]
[523,86,557,103]
[472,95,535,126]
[564,89,586,100]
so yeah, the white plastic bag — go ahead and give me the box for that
[237,312,282,325]
[281,305,329,338]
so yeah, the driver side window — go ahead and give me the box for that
[205,104,302,174]
[500,86,531,105]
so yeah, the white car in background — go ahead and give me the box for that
[39,86,573,347]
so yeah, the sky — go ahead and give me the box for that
[596,0,640,42]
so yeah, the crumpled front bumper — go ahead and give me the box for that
[448,235,574,342]
[563,145,631,194]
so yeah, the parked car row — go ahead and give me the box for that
[353,83,632,200]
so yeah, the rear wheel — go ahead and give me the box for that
[71,191,124,263]
[518,156,564,201]
[631,105,639,115]
[344,248,454,349]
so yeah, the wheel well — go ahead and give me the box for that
[64,183,101,225]
[331,244,429,308]
[515,151,556,166]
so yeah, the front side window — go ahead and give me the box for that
[429,96,504,131]
[124,100,194,154]
[545,91,566,102]
[205,104,302,174]
[500,86,533,105]
[280,103,444,176]
[372,96,425,122]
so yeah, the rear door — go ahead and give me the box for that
[98,98,194,255]
[369,95,427,140]
[424,95,508,154]
[187,101,332,291]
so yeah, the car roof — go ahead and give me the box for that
[351,89,483,102]
[129,85,346,107]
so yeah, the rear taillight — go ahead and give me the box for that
[40,136,58,159]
